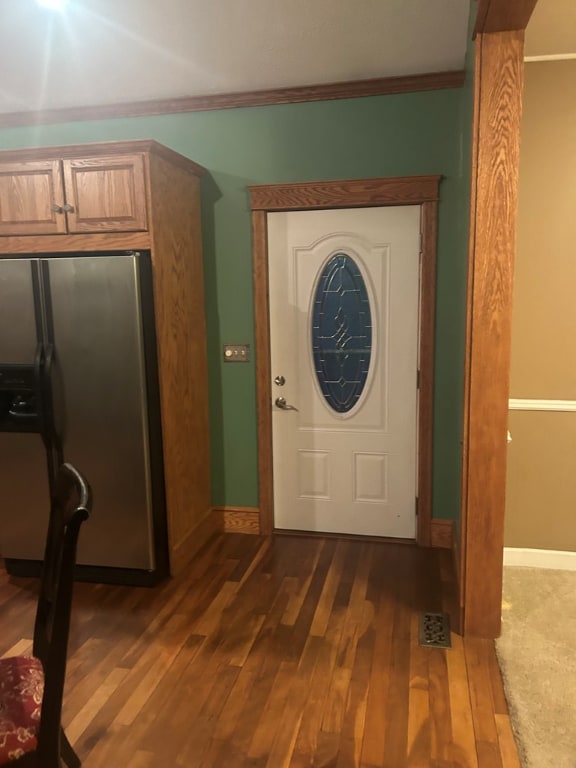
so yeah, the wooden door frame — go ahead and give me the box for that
[460,0,538,637]
[249,175,441,542]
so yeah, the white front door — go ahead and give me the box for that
[267,206,421,538]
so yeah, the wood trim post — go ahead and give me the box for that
[475,0,539,35]
[252,211,274,535]
[461,30,526,637]
[417,200,438,547]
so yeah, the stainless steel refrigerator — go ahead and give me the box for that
[0,251,168,585]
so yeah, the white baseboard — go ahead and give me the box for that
[503,547,576,570]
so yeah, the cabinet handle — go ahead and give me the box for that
[62,203,75,213]
[51,204,64,214]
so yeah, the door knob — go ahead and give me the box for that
[275,397,298,411]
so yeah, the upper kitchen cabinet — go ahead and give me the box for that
[0,152,147,235]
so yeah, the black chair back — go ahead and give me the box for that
[0,462,91,768]
[34,462,92,765]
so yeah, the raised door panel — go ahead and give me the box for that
[0,161,67,235]
[62,154,148,233]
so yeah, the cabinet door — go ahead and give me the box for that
[0,161,67,235]
[62,154,148,233]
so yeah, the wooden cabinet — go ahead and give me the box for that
[0,153,147,235]
[0,140,213,578]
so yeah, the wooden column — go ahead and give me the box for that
[460,30,525,637]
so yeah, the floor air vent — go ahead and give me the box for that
[418,612,452,648]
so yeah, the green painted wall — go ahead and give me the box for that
[0,87,471,521]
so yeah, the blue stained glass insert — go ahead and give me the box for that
[312,253,372,413]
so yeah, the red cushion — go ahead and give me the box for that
[0,656,44,764]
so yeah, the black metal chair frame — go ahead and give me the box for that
[5,462,92,768]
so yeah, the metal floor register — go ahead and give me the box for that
[418,612,452,648]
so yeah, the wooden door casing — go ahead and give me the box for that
[250,175,441,545]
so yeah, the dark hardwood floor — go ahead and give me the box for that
[0,534,520,767]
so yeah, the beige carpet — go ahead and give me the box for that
[496,566,576,768]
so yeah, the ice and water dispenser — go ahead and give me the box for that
[0,362,42,433]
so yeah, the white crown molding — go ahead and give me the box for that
[508,398,576,412]
[504,547,576,570]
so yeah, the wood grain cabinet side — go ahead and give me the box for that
[0,154,147,235]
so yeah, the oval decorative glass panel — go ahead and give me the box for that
[311,253,372,413]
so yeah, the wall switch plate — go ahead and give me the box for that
[223,344,250,362]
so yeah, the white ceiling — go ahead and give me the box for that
[0,0,470,115]
[0,0,571,118]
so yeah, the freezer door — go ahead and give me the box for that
[0,433,50,560]
[0,259,38,363]
[43,254,157,570]
[0,259,50,561]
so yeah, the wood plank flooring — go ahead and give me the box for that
[0,534,521,767]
